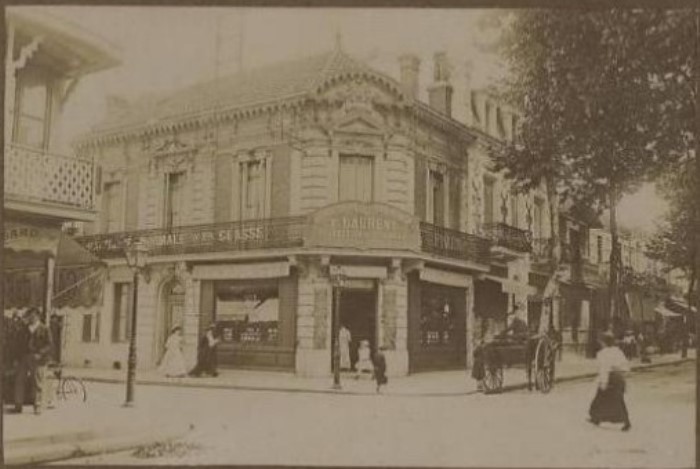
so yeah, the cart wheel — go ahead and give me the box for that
[534,339,555,394]
[483,366,504,394]
[60,376,87,402]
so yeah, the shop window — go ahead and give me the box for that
[420,287,457,347]
[339,154,373,202]
[214,281,280,345]
[82,312,100,343]
[112,283,132,343]
[13,67,51,149]
[164,171,186,228]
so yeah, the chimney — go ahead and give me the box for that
[427,52,453,117]
[398,54,420,99]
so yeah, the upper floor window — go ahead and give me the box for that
[165,172,186,228]
[483,177,495,226]
[241,159,268,220]
[103,181,123,233]
[13,69,51,149]
[597,235,603,264]
[427,170,445,226]
[533,197,544,239]
[510,193,519,227]
[339,154,373,202]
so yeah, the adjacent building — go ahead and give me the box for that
[3,9,119,326]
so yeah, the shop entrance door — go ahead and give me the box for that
[332,283,377,371]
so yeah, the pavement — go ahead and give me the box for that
[3,350,694,465]
[63,349,695,396]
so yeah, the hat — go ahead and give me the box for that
[207,324,216,330]
[601,331,615,346]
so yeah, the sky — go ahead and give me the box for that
[21,6,666,234]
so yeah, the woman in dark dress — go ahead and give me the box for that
[372,347,388,393]
[588,332,631,431]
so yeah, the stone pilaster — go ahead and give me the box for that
[295,258,332,377]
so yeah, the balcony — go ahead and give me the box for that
[483,223,532,254]
[420,222,492,265]
[4,143,96,221]
[76,218,493,266]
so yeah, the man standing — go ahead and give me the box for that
[14,308,53,415]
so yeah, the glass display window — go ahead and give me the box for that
[214,280,280,345]
[420,284,457,347]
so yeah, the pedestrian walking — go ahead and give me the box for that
[189,324,220,377]
[13,308,53,415]
[588,331,631,431]
[471,337,487,392]
[159,326,188,378]
[372,346,388,393]
[339,324,352,371]
[355,340,373,379]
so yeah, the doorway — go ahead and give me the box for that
[159,281,185,361]
[332,283,377,371]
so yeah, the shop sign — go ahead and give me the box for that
[305,202,420,251]
[4,221,61,255]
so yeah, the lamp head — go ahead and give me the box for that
[125,240,149,270]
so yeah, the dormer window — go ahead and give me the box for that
[13,67,51,149]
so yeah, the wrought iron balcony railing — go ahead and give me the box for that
[420,222,492,265]
[4,143,95,210]
[77,218,494,266]
[76,217,307,258]
[482,222,532,253]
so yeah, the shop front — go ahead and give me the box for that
[196,261,297,370]
[407,268,471,372]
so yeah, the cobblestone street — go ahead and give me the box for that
[58,361,695,467]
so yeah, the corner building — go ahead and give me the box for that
[73,48,535,377]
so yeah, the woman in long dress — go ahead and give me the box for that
[159,326,187,378]
[588,331,631,431]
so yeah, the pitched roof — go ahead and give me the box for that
[93,48,392,135]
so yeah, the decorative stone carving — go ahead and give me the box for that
[150,137,197,174]
[313,288,329,350]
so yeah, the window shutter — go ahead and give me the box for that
[125,171,139,230]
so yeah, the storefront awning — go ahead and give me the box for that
[655,305,683,318]
[625,291,658,322]
[668,297,698,315]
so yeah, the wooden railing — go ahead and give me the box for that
[419,222,492,265]
[76,217,307,258]
[4,143,95,210]
[483,223,532,253]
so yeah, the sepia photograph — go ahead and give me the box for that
[1,4,697,467]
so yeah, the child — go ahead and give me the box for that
[355,340,374,379]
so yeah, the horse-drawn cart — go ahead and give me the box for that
[479,334,558,394]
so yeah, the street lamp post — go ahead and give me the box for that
[124,240,149,407]
[329,265,346,390]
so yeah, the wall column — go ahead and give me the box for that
[465,277,475,369]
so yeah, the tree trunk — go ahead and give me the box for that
[683,264,695,358]
[608,183,622,335]
[540,176,561,335]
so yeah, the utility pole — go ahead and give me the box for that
[694,8,700,469]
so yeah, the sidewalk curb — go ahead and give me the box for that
[6,425,189,465]
[73,357,694,397]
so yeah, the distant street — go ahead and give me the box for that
[57,361,695,467]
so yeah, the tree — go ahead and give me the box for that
[492,9,694,344]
